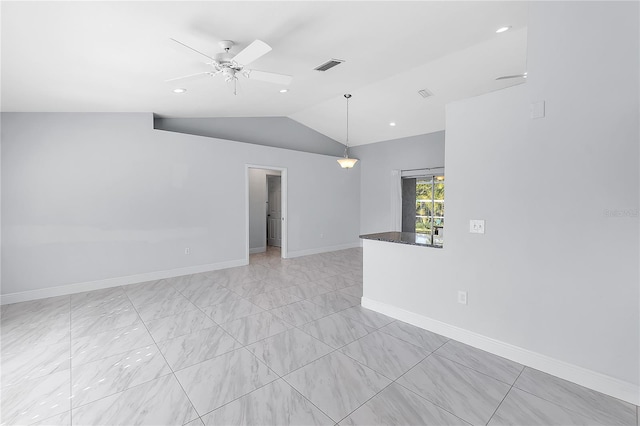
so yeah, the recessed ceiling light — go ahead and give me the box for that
[173,88,186,93]
[389,122,396,127]
[496,26,511,33]
[279,89,288,93]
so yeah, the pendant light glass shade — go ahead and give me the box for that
[337,157,358,168]
[338,93,358,169]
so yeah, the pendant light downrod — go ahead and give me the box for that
[337,93,359,169]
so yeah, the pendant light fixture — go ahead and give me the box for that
[337,94,359,169]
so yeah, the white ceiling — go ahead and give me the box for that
[1,1,529,146]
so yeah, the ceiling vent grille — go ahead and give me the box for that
[314,59,344,71]
[418,88,433,99]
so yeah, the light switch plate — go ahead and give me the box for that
[469,219,485,234]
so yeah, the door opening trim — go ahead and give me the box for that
[245,164,288,262]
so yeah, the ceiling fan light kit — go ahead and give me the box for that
[338,94,359,169]
[167,38,293,95]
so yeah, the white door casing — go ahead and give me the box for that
[245,164,287,262]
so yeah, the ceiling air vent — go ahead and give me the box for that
[314,59,344,72]
[417,88,433,99]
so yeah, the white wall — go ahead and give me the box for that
[1,112,361,299]
[363,1,639,403]
[351,131,445,234]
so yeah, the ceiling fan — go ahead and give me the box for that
[167,38,293,94]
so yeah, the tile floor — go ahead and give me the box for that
[1,246,638,425]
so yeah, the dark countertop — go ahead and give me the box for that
[359,231,443,248]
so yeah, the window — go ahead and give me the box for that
[402,175,444,246]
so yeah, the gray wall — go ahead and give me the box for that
[1,112,360,296]
[351,131,445,234]
[154,116,345,157]
[365,0,639,390]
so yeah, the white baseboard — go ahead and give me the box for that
[361,297,640,406]
[249,246,266,254]
[287,242,361,258]
[1,259,248,305]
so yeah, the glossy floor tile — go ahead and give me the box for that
[397,354,511,425]
[1,340,70,387]
[309,291,359,313]
[70,306,140,338]
[175,348,277,415]
[488,387,597,426]
[2,247,637,426]
[186,286,240,309]
[378,319,449,352]
[301,313,374,349]
[70,345,171,408]
[1,369,71,425]
[337,306,394,329]
[315,275,359,291]
[284,281,333,299]
[339,330,429,380]
[341,383,469,426]
[32,410,72,426]
[338,284,363,298]
[1,314,71,351]
[71,374,197,425]
[247,328,333,376]
[135,294,198,322]
[1,295,70,326]
[70,288,132,322]
[71,322,154,366]
[434,340,524,385]
[284,351,391,422]
[200,297,263,324]
[201,379,333,426]
[144,309,215,342]
[514,367,637,426]
[269,299,332,327]
[248,288,302,310]
[123,280,179,307]
[157,325,241,370]
[219,311,292,345]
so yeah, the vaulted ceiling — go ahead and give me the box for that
[1,1,528,146]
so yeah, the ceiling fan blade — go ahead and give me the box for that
[246,70,292,85]
[232,40,272,66]
[170,38,216,61]
[165,71,214,83]
[496,74,527,80]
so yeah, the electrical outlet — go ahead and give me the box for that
[184,248,190,255]
[457,291,468,305]
[469,219,485,234]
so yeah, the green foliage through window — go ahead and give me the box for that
[407,176,444,245]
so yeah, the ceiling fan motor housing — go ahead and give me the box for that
[218,40,234,51]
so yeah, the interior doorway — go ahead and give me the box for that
[267,175,282,248]
[246,165,287,262]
